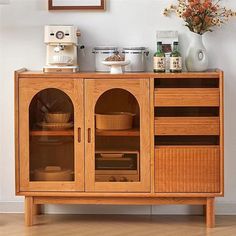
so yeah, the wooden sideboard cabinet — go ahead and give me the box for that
[15,69,224,227]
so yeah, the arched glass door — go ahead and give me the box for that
[94,88,140,183]
[85,79,150,192]
[19,79,84,192]
[29,88,74,182]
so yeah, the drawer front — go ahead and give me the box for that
[154,88,220,107]
[155,146,220,193]
[155,117,220,135]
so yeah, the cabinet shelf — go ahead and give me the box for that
[96,128,140,137]
[96,148,140,153]
[30,130,74,137]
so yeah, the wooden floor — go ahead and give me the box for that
[0,214,236,236]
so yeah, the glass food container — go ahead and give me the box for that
[93,46,118,72]
[122,47,149,72]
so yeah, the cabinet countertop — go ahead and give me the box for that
[16,69,223,79]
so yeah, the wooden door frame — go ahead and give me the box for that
[18,78,84,192]
[85,78,151,192]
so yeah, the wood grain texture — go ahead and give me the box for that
[150,78,155,194]
[15,69,27,194]
[155,146,220,193]
[14,70,224,229]
[17,70,222,79]
[25,197,33,226]
[18,78,85,192]
[155,117,220,135]
[207,198,215,228]
[3,214,236,234]
[33,204,42,215]
[96,128,139,137]
[48,0,105,10]
[30,130,74,136]
[219,71,224,196]
[18,191,223,198]
[85,78,151,193]
[154,88,220,107]
[33,196,206,205]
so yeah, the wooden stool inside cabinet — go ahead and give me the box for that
[15,69,224,228]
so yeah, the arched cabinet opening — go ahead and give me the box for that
[29,88,75,182]
[94,88,141,183]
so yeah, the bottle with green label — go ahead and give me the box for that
[170,42,182,73]
[153,41,165,73]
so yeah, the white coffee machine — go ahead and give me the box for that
[43,25,80,73]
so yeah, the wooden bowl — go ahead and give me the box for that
[37,122,73,130]
[96,112,135,130]
[34,166,73,181]
[45,112,71,123]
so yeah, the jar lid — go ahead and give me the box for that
[94,46,118,51]
[123,47,147,50]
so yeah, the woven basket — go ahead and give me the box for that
[45,112,71,123]
[96,112,135,130]
[37,122,73,130]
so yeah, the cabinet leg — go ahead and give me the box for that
[206,198,215,228]
[25,197,34,226]
[203,205,206,216]
[33,204,42,215]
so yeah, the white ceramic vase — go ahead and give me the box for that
[185,32,209,72]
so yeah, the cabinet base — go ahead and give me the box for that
[24,196,215,228]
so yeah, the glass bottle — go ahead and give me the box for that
[170,42,182,73]
[153,42,165,73]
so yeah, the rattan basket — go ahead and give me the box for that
[45,112,71,123]
[95,112,135,130]
[37,122,73,130]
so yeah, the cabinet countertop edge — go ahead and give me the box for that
[15,69,223,79]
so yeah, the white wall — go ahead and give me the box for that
[1,0,236,214]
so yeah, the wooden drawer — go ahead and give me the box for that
[154,88,219,107]
[155,117,220,135]
[155,146,220,193]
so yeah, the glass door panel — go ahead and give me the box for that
[29,88,75,182]
[19,78,84,192]
[85,79,150,192]
[95,89,140,183]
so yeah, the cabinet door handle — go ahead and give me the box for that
[88,128,91,143]
[78,127,81,143]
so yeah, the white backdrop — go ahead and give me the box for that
[0,0,236,214]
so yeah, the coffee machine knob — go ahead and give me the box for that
[56,31,65,40]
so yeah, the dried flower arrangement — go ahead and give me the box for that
[163,0,236,35]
